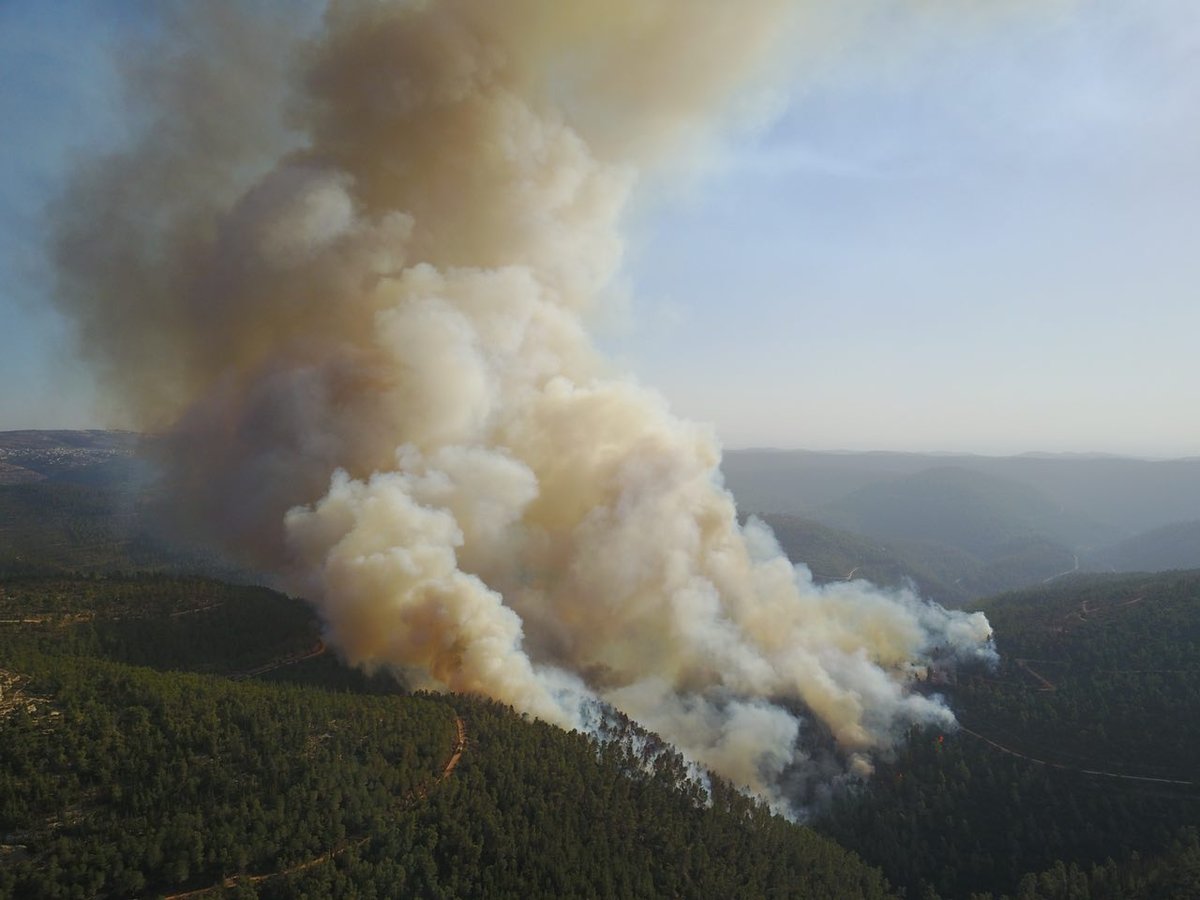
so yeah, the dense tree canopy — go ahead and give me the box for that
[819,572,1200,899]
[1,574,891,899]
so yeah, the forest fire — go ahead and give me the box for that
[51,0,993,813]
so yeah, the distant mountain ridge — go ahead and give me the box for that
[5,432,1199,601]
[815,465,1116,555]
[758,513,1078,607]
[725,449,1200,602]
[723,448,1200,536]
[3,430,1199,897]
[1092,520,1200,573]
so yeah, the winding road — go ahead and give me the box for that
[958,724,1196,787]
[1042,555,1080,584]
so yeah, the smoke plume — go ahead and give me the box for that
[53,0,994,811]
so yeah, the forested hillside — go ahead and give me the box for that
[819,571,1200,899]
[756,513,970,602]
[4,432,1200,899]
[732,461,1103,603]
[0,431,248,580]
[760,513,1080,607]
[1091,520,1200,573]
[0,574,891,899]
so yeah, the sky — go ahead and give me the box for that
[2,1,1198,458]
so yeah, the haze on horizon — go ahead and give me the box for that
[2,0,1198,459]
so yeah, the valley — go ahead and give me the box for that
[2,432,1198,898]
[725,448,1200,605]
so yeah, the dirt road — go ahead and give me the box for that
[958,725,1195,787]
[163,714,467,898]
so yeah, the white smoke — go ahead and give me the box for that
[52,0,996,813]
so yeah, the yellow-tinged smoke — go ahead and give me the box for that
[53,0,994,811]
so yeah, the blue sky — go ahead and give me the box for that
[3,1,1199,457]
[0,0,155,429]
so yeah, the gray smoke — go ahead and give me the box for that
[52,0,995,813]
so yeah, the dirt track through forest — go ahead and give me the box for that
[1014,659,1058,692]
[162,695,467,898]
[231,640,328,679]
[960,590,1198,789]
[958,725,1196,787]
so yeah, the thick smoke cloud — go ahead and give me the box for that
[53,0,994,812]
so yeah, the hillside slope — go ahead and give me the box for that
[816,466,1109,556]
[757,513,975,605]
[0,574,892,899]
[760,512,1093,607]
[820,570,1200,898]
[1091,520,1200,573]
[0,431,250,580]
